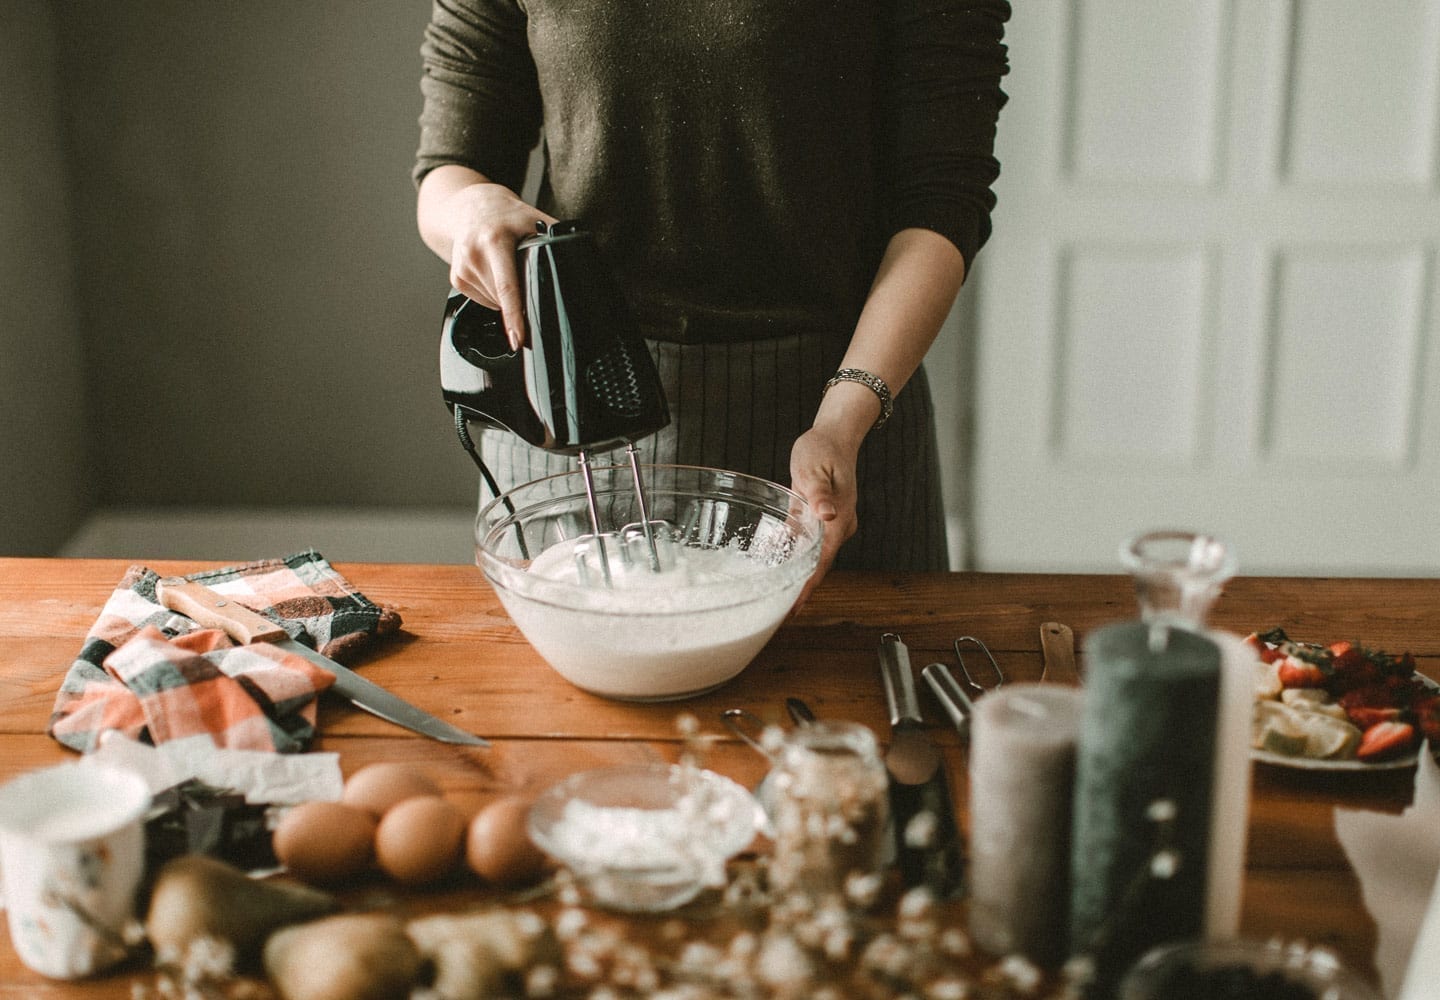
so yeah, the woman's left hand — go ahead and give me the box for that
[788,424,861,611]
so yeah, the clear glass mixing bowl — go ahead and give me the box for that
[476,464,822,701]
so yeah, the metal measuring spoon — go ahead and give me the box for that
[719,708,783,829]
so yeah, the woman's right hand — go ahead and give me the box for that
[418,165,557,348]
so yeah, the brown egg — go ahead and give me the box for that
[341,763,442,817]
[374,796,466,885]
[465,795,548,886]
[272,801,377,884]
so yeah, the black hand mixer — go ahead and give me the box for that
[440,220,673,585]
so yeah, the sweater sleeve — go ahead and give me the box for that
[412,0,542,191]
[879,0,1010,272]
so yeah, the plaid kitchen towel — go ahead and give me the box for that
[49,550,402,754]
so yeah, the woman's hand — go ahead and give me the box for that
[788,420,863,612]
[417,165,557,348]
[786,228,965,605]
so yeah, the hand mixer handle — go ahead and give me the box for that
[439,220,669,455]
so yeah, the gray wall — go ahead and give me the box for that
[2,1,473,555]
[3,2,984,562]
[1,3,91,555]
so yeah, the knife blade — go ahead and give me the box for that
[1039,621,1081,686]
[155,577,488,746]
[878,632,964,897]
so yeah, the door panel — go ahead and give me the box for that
[970,0,1440,575]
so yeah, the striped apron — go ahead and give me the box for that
[478,331,948,572]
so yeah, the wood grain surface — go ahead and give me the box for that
[0,557,1434,997]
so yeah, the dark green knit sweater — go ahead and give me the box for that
[415,0,1009,344]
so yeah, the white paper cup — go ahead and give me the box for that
[0,762,150,979]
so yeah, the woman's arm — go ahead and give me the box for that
[417,165,555,349]
[414,0,546,346]
[789,0,1009,601]
[789,227,966,601]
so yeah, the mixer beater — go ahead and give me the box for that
[571,443,677,586]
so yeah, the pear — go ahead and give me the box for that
[145,854,336,962]
[264,912,423,1000]
[407,910,560,1000]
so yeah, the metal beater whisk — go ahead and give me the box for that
[572,443,674,587]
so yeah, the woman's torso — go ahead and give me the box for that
[521,0,884,342]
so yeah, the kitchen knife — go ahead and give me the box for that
[1040,621,1081,686]
[155,577,488,746]
[878,632,964,896]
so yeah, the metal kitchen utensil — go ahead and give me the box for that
[441,219,673,587]
[1039,621,1081,685]
[879,633,941,785]
[876,632,964,897]
[155,578,488,747]
[718,708,788,831]
[953,635,1005,696]
[570,445,678,587]
[719,708,775,759]
[784,697,816,727]
[921,662,974,739]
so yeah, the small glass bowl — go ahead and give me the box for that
[1119,938,1380,1000]
[527,763,763,913]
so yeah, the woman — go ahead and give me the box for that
[414,0,1010,594]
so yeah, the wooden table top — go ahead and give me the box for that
[0,556,1434,997]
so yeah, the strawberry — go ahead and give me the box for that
[1381,673,1421,705]
[1244,633,1287,664]
[1278,655,1326,689]
[1356,721,1418,762]
[1326,642,1380,692]
[1338,683,1397,712]
[1345,706,1402,730]
[1327,639,1360,663]
[1414,694,1440,744]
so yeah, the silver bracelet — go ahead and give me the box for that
[823,368,894,431]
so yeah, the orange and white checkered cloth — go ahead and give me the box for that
[49,551,402,754]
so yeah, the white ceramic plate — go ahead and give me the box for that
[1252,672,1438,771]
[1252,746,1421,771]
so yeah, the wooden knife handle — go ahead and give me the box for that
[1040,621,1080,686]
[155,577,288,645]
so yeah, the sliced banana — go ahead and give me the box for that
[1254,660,1284,701]
[1296,713,1362,760]
[1280,688,1349,721]
[1253,700,1303,751]
[1252,699,1361,759]
[1259,717,1309,757]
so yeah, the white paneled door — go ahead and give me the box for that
[971,0,1440,575]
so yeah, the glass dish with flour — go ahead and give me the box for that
[527,763,763,912]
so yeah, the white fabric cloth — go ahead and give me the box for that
[1334,748,1440,999]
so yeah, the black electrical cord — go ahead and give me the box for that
[453,406,530,560]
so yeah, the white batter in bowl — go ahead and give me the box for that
[476,464,822,700]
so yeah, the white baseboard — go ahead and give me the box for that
[58,507,478,565]
[945,513,969,572]
[60,507,973,572]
